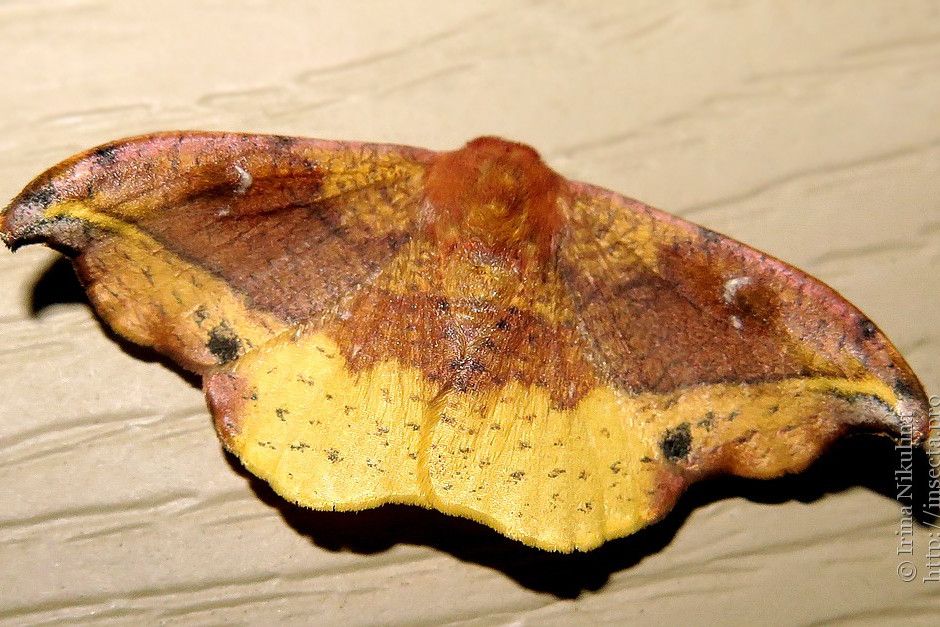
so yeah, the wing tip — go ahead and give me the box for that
[1,179,59,251]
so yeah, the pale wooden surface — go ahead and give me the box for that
[1,1,938,624]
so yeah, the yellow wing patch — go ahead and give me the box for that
[208,320,900,551]
[210,331,434,509]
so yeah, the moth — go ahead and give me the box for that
[0,132,930,552]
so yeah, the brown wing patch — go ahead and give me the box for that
[325,274,600,408]
[140,172,423,323]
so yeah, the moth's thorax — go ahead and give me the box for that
[424,136,566,269]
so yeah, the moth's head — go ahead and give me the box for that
[424,136,566,267]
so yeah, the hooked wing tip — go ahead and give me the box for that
[0,132,196,253]
[843,315,932,445]
[1,184,56,251]
[892,376,933,445]
[0,179,90,254]
[0,139,99,252]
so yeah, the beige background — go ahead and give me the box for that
[1,1,938,624]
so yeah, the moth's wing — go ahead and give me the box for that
[2,132,448,513]
[202,320,436,511]
[553,182,931,525]
[202,238,444,513]
[1,132,432,372]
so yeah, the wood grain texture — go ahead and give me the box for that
[0,0,937,624]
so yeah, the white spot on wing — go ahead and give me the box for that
[723,276,752,305]
[724,276,752,331]
[233,164,253,195]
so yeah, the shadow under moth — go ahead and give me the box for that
[0,132,931,551]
